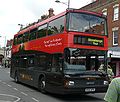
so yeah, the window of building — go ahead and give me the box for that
[113,29,119,46]
[113,4,119,21]
[102,8,107,16]
[48,16,65,35]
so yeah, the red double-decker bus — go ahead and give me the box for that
[10,9,109,94]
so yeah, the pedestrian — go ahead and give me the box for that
[107,65,114,81]
[104,77,120,102]
[98,63,105,73]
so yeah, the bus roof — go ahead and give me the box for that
[14,9,104,37]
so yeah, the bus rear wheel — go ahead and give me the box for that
[38,77,46,94]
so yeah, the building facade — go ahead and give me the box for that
[0,39,12,67]
[80,0,120,76]
[5,39,12,68]
[0,48,4,65]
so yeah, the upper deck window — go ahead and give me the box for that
[37,24,47,38]
[68,12,107,36]
[13,36,18,45]
[48,16,65,35]
[17,34,23,44]
[29,28,37,41]
[23,32,29,43]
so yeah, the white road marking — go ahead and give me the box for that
[0,79,40,102]
[13,88,18,91]
[7,84,12,87]
[2,82,6,84]
[32,97,39,102]
[20,92,28,96]
[0,94,21,102]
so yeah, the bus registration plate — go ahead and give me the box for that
[85,88,95,92]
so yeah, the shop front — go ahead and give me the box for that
[108,47,120,76]
[0,54,4,65]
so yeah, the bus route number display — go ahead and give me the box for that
[74,35,104,47]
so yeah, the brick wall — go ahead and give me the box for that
[80,0,120,47]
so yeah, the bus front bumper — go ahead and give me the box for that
[56,85,108,95]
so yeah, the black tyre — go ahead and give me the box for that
[38,77,46,93]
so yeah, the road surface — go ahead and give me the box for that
[0,66,106,102]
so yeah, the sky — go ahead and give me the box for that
[0,0,91,47]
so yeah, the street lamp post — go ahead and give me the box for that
[68,0,70,9]
[55,0,70,9]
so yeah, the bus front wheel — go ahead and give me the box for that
[38,77,46,94]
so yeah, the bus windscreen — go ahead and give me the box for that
[68,12,107,36]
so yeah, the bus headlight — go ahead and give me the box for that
[64,80,74,87]
[104,81,109,85]
[68,81,74,86]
